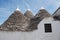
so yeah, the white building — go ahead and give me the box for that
[37,7,60,40]
[37,17,60,40]
[0,7,60,40]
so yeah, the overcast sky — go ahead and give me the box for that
[0,0,60,25]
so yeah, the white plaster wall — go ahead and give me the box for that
[0,17,60,40]
[37,17,60,40]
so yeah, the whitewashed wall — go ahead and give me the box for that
[37,17,60,40]
[0,17,60,40]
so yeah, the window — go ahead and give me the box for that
[44,24,52,33]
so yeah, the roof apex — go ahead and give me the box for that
[16,7,20,11]
[27,9,31,11]
[40,7,45,9]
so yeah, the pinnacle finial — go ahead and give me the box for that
[27,9,31,11]
[40,7,45,9]
[16,7,20,11]
[16,6,20,11]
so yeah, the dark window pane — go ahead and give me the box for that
[44,24,52,33]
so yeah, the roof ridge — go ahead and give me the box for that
[52,7,60,15]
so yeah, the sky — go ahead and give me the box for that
[0,0,60,25]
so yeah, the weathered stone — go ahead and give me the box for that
[0,9,51,32]
[0,10,30,31]
[24,9,34,19]
[28,9,51,31]
[35,9,51,23]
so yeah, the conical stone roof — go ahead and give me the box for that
[0,8,52,32]
[35,9,51,22]
[28,9,51,30]
[35,9,51,23]
[24,9,34,19]
[0,10,30,31]
[53,7,60,20]
[35,9,51,18]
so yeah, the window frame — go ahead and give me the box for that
[44,23,52,33]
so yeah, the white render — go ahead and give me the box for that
[37,17,60,40]
[40,7,45,9]
[27,9,31,11]
[16,7,20,11]
[0,17,60,40]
